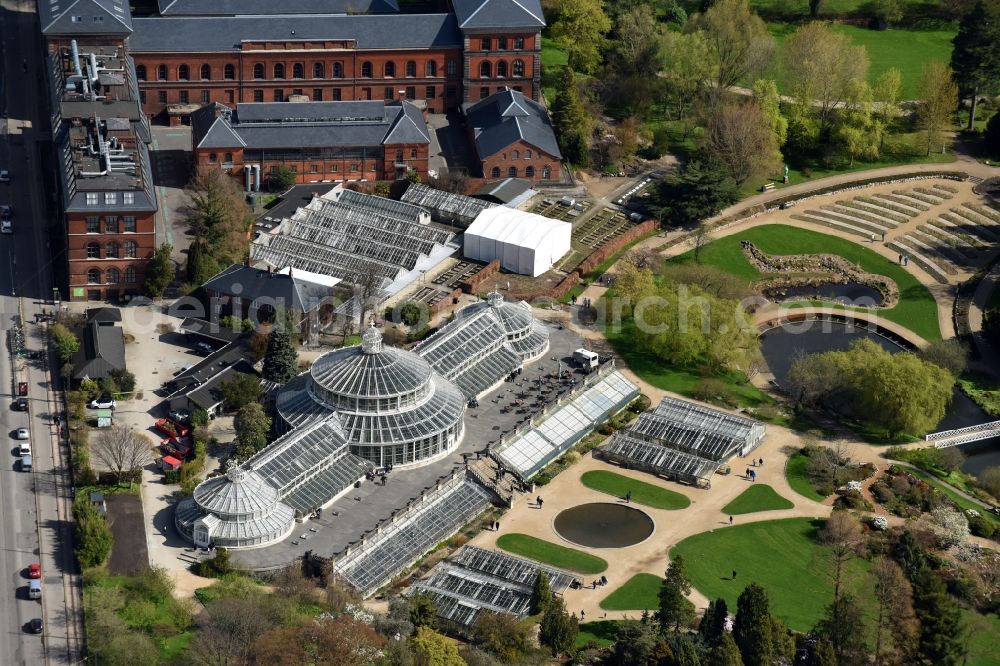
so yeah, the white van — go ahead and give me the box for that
[21,454,32,471]
[28,580,41,600]
[573,348,599,370]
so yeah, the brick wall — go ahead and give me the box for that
[577,219,658,275]
[66,210,157,301]
[475,138,560,183]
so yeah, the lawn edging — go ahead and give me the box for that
[599,572,663,611]
[580,470,690,510]
[785,452,827,502]
[496,533,608,574]
[721,484,795,515]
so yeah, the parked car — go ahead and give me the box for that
[13,397,27,411]
[27,563,41,579]
[27,618,42,634]
[88,396,116,409]
[20,455,32,471]
[0,204,11,220]
[28,580,41,600]
[14,428,29,440]
[18,442,30,457]
[0,219,11,234]
[169,409,191,425]
[0,170,10,182]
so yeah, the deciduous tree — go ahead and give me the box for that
[752,79,787,147]
[234,402,270,460]
[91,425,153,486]
[834,80,883,165]
[659,31,713,122]
[219,372,262,412]
[549,0,611,75]
[820,510,864,601]
[50,322,80,364]
[689,0,774,94]
[917,61,959,155]
[702,101,781,187]
[143,243,175,298]
[871,557,918,665]
[550,68,591,166]
[411,626,465,666]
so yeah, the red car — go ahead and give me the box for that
[27,563,41,579]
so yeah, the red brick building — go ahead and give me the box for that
[126,0,546,120]
[40,2,159,302]
[191,100,431,186]
[464,88,561,183]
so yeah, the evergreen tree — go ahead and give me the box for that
[538,596,578,656]
[410,626,465,666]
[672,634,704,666]
[550,68,590,166]
[658,554,696,632]
[699,598,728,646]
[912,568,965,665]
[734,583,773,666]
[892,530,927,581]
[708,633,744,666]
[951,0,1000,129]
[610,620,659,666]
[652,160,738,228]
[185,238,221,285]
[814,595,868,666]
[262,325,299,384]
[234,403,271,459]
[812,637,837,666]
[408,592,437,629]
[143,243,175,298]
[530,572,553,615]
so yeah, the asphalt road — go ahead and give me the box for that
[1,0,83,662]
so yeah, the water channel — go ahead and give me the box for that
[760,320,998,477]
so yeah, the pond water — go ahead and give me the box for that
[760,320,998,477]
[553,502,654,548]
[763,282,884,306]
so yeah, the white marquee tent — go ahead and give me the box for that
[463,207,572,277]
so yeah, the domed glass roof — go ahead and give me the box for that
[193,463,280,518]
[465,291,533,335]
[310,328,433,399]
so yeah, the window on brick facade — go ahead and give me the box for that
[273,63,285,79]
[497,61,507,78]
[136,65,146,80]
[313,88,322,101]
[124,216,136,232]
[254,89,264,102]
[330,164,338,172]
[514,37,524,49]
[480,87,489,99]
[125,267,136,284]
[481,37,490,50]
[525,149,531,159]
[87,268,101,284]
[224,64,235,80]
[106,268,120,285]
[178,64,190,80]
[525,166,534,177]
[351,164,358,172]
[158,90,167,103]
[542,166,551,179]
[87,242,100,258]
[405,61,416,77]
[332,88,342,101]
[201,90,210,103]
[508,166,517,177]
[395,150,404,161]
[274,89,283,101]
[200,64,210,80]
[157,64,167,80]
[293,63,304,79]
[410,148,417,158]
[513,59,524,77]
[512,150,519,159]
[313,63,324,78]
[179,90,188,104]
[105,241,119,258]
[310,164,318,173]
[139,91,146,104]
[105,217,119,233]
[384,87,393,99]
[426,86,435,98]
[361,62,372,78]
[124,240,137,258]
[491,167,500,178]
[332,62,343,78]
[446,60,457,76]
[384,62,395,77]
[209,152,218,162]
[480,62,491,78]
[426,61,437,77]
[498,37,507,50]
[253,63,264,79]
[225,153,233,163]
[86,217,99,233]
[405,86,415,99]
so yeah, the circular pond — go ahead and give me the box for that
[763,282,884,306]
[553,502,654,548]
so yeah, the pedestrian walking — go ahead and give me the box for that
[581,610,586,620]
[750,470,756,482]
[732,570,737,579]
[536,495,543,508]
[745,467,750,478]
[625,490,632,504]
[759,457,764,466]
[729,515,733,525]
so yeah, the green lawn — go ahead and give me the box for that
[964,609,1000,666]
[785,452,827,502]
[581,471,691,510]
[670,224,942,341]
[721,484,795,515]
[540,36,568,103]
[768,23,956,99]
[496,533,608,574]
[576,619,623,648]
[748,0,928,18]
[599,573,664,611]
[671,518,872,631]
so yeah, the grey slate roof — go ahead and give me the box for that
[129,13,462,52]
[40,0,133,35]
[464,88,560,159]
[72,323,126,380]
[156,0,399,15]
[85,307,123,324]
[451,0,544,29]
[192,101,429,151]
[474,177,533,204]
[202,264,330,313]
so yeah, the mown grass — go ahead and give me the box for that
[540,36,568,103]
[580,471,690,510]
[785,451,827,502]
[721,484,795,515]
[670,224,943,341]
[599,573,664,611]
[496,533,608,574]
[575,619,624,648]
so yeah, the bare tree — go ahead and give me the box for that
[871,557,918,665]
[689,0,774,95]
[819,510,864,601]
[91,426,154,486]
[188,596,281,666]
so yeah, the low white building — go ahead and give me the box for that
[463,207,572,277]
